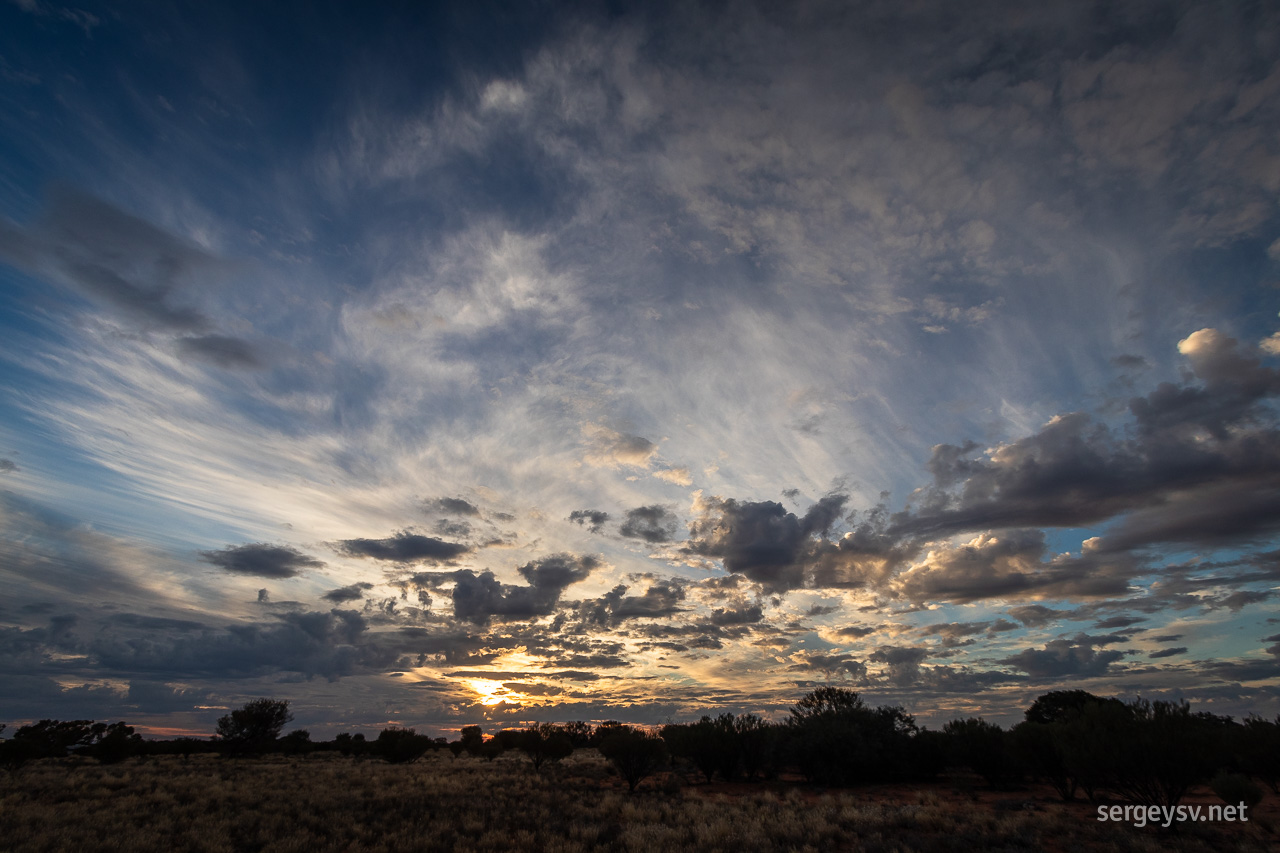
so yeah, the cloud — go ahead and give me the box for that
[999,639,1126,679]
[445,554,597,624]
[199,543,325,578]
[0,189,217,330]
[582,424,657,468]
[322,582,375,603]
[568,509,609,533]
[685,492,901,591]
[175,335,264,369]
[577,581,686,626]
[1148,647,1187,659]
[708,603,763,625]
[893,330,1280,555]
[0,458,16,472]
[786,650,867,680]
[653,467,693,486]
[426,497,481,516]
[894,530,1135,604]
[88,608,396,681]
[619,504,679,543]
[337,532,471,563]
[1008,604,1070,627]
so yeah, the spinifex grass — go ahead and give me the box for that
[0,752,1273,852]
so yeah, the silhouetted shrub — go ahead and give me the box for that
[375,727,431,764]
[1210,771,1263,810]
[1024,690,1110,725]
[942,718,1021,788]
[459,725,485,757]
[1012,721,1076,800]
[518,723,574,772]
[560,721,595,748]
[491,729,524,752]
[597,726,666,792]
[215,699,293,756]
[1231,715,1280,793]
[87,722,143,764]
[786,688,930,786]
[1056,698,1215,807]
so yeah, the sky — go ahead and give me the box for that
[1,0,1278,739]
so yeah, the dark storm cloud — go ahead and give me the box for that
[322,582,375,603]
[66,608,400,682]
[685,495,912,591]
[892,331,1280,553]
[708,603,764,625]
[619,504,679,543]
[786,651,867,680]
[869,645,930,686]
[199,543,324,578]
[568,509,610,533]
[175,334,264,369]
[1148,647,1187,659]
[337,532,471,563]
[577,580,687,626]
[0,189,216,330]
[1007,604,1071,627]
[105,613,206,632]
[440,554,598,624]
[1094,615,1146,629]
[427,497,480,516]
[999,639,1126,679]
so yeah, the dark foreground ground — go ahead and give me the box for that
[1,751,1276,852]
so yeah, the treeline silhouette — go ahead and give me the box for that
[2,688,1277,806]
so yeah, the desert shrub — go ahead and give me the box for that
[1024,690,1113,725]
[1056,698,1216,807]
[942,718,1021,788]
[492,729,525,752]
[87,722,144,764]
[279,729,313,757]
[518,723,574,772]
[215,699,293,756]
[459,725,485,756]
[1231,715,1280,793]
[1012,721,1076,800]
[662,717,735,783]
[596,725,666,792]
[786,688,929,786]
[1210,771,1263,810]
[374,728,432,764]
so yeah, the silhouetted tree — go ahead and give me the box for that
[786,688,927,785]
[279,729,313,757]
[519,723,574,772]
[561,721,594,748]
[459,725,485,757]
[1024,690,1110,725]
[1056,698,1215,807]
[942,718,1020,787]
[1232,715,1280,793]
[87,722,144,764]
[374,727,431,764]
[215,699,292,756]
[11,720,103,757]
[597,726,666,792]
[1012,721,1076,800]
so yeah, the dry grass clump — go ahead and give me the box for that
[0,752,1273,852]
